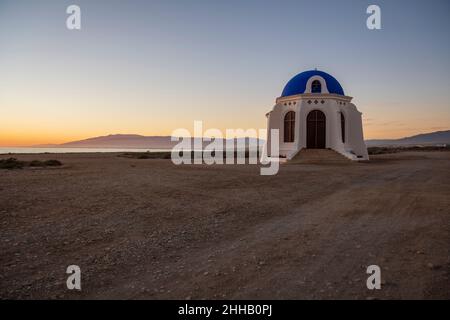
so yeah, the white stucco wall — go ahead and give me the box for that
[266,90,369,161]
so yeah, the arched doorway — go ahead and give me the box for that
[307,110,326,149]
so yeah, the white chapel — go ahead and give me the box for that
[266,70,369,161]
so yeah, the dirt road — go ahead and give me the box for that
[1,151,449,299]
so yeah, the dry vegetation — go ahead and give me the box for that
[119,150,262,160]
[368,145,450,155]
[0,158,62,170]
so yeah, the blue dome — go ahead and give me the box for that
[281,70,345,97]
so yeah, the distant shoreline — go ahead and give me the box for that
[1,145,450,156]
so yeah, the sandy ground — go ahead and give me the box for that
[0,151,449,300]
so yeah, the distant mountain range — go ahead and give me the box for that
[32,130,450,149]
[33,134,263,149]
[365,130,450,147]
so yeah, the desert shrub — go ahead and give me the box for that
[368,147,397,155]
[1,158,62,169]
[120,152,172,159]
[29,159,62,167]
[29,160,45,167]
[120,149,263,160]
[0,158,25,169]
[43,159,62,166]
[368,145,450,155]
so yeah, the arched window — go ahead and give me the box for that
[311,80,322,93]
[341,113,346,143]
[284,111,295,143]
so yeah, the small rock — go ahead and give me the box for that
[427,263,441,270]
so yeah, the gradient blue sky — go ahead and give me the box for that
[1,0,449,145]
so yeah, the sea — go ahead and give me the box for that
[0,147,172,154]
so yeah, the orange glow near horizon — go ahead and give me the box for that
[1,121,449,147]
[1,100,450,146]
[1,92,449,147]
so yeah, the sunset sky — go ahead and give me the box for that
[1,0,449,146]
